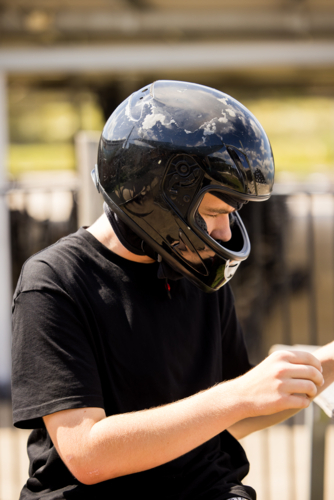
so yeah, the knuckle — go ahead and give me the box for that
[305,396,311,407]
[277,350,290,361]
[308,366,318,380]
[311,366,322,384]
[300,397,310,409]
[276,378,286,392]
[307,382,317,398]
[275,362,288,378]
[271,351,285,362]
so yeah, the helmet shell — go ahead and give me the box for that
[96,80,275,292]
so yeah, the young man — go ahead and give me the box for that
[12,81,334,500]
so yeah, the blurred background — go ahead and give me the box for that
[0,0,334,499]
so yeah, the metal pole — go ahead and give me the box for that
[307,194,317,346]
[75,131,103,228]
[0,72,12,397]
[305,402,327,500]
[249,202,264,362]
[278,195,292,345]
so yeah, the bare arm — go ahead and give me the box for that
[228,341,334,440]
[44,382,246,485]
[227,409,300,440]
[43,350,323,485]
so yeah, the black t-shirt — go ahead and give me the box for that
[12,228,255,500]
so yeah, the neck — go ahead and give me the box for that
[86,214,155,264]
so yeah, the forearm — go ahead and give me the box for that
[227,409,299,440]
[45,350,324,484]
[50,380,247,485]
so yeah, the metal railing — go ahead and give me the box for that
[7,186,78,292]
[231,187,334,364]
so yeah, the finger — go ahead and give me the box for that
[287,393,311,410]
[281,350,323,372]
[286,379,318,399]
[287,364,324,387]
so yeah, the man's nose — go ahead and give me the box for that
[209,215,232,242]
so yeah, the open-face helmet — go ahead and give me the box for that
[92,80,275,293]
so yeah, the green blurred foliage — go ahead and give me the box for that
[8,88,104,176]
[244,96,334,176]
[9,144,75,175]
[8,88,334,178]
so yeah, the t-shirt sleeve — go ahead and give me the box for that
[220,285,253,381]
[12,275,104,429]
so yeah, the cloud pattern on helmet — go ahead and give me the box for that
[102,80,274,199]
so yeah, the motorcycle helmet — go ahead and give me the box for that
[92,80,275,292]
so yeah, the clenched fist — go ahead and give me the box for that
[235,350,324,418]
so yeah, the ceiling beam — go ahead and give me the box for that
[1,9,334,37]
[0,41,334,74]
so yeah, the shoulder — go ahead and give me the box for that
[13,228,91,298]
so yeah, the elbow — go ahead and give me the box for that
[72,467,99,486]
[66,459,119,485]
[75,470,104,486]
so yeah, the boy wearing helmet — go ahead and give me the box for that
[12,82,332,500]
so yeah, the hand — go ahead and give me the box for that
[237,350,324,418]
